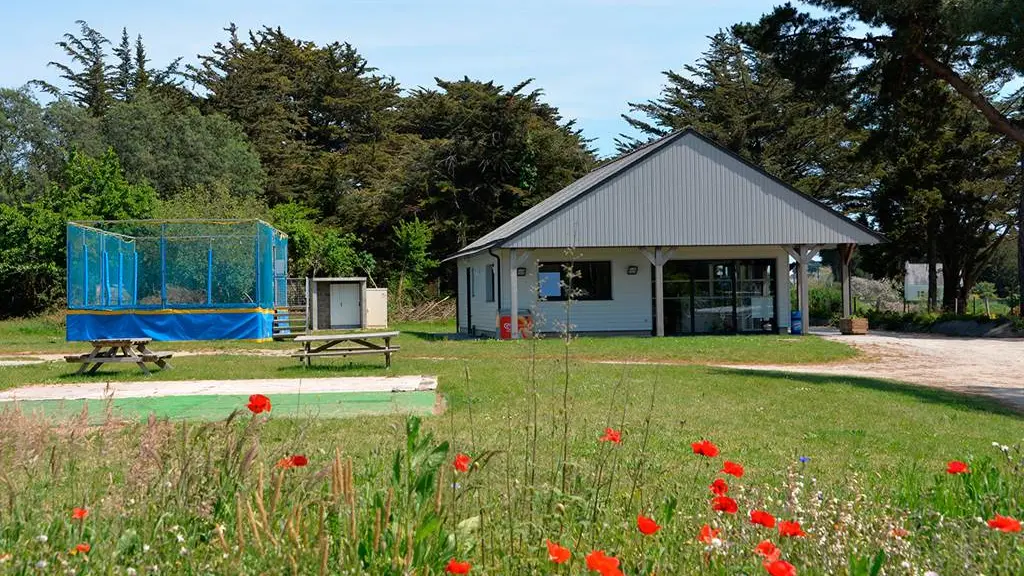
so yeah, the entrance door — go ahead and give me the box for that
[653,259,777,335]
[329,283,361,328]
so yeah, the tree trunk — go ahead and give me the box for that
[941,257,960,312]
[1019,151,1024,317]
[927,218,938,311]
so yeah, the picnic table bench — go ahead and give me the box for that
[292,331,400,368]
[64,338,173,375]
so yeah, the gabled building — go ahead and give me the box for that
[447,129,883,337]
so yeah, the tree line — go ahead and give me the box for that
[0,1,1021,318]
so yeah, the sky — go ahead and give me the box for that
[1,0,778,157]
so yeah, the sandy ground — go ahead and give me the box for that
[724,330,1024,411]
[0,375,437,401]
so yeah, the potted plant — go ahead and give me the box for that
[838,314,869,335]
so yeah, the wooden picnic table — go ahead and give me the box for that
[64,338,173,375]
[292,331,400,368]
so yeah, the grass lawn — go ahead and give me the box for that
[0,315,856,365]
[0,317,1021,574]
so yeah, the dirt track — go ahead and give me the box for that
[726,331,1024,412]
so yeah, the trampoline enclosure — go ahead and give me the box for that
[66,220,288,341]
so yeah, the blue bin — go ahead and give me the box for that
[790,310,803,335]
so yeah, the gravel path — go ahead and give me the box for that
[724,331,1024,412]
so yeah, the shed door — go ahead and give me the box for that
[329,283,361,328]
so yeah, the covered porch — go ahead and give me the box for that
[493,243,859,339]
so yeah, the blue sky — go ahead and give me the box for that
[1,0,776,157]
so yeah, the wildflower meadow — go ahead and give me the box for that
[0,332,1022,574]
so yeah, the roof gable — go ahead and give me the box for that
[451,129,882,258]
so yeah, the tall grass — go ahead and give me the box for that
[0,294,1021,573]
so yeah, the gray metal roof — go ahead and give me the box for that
[448,129,883,259]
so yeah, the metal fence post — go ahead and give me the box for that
[133,250,139,306]
[160,223,168,307]
[207,241,213,305]
[117,251,123,306]
[82,243,89,307]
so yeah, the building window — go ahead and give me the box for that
[485,264,495,302]
[538,261,612,301]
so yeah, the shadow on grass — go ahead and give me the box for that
[711,368,1023,418]
[275,362,395,376]
[402,330,483,342]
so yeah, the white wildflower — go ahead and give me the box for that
[992,441,1001,447]
[35,560,48,570]
[126,569,138,576]
[901,560,911,569]
[175,533,185,543]
[924,572,939,576]
[35,535,48,543]
[179,547,188,556]
[142,545,150,553]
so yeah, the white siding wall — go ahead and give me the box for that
[480,245,793,335]
[457,252,500,334]
[501,247,654,334]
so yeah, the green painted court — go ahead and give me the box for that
[3,391,438,424]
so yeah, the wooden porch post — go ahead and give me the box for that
[655,248,665,337]
[642,247,674,337]
[838,244,856,317]
[509,248,519,339]
[785,245,822,335]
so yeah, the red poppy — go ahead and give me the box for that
[585,550,622,576]
[697,524,720,544]
[599,428,622,444]
[546,540,571,564]
[276,454,309,469]
[691,439,719,457]
[75,543,91,554]
[453,453,471,473]
[709,478,729,496]
[637,514,661,535]
[722,461,744,477]
[889,527,909,539]
[711,496,738,514]
[71,507,88,520]
[946,460,969,474]
[778,520,806,537]
[754,540,781,563]
[247,394,271,414]
[750,510,776,528]
[764,559,797,576]
[445,559,471,574]
[987,514,1022,533]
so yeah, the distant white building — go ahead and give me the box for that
[904,263,944,302]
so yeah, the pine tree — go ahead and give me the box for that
[37,20,113,115]
[134,35,150,93]
[112,28,133,101]
[620,32,866,210]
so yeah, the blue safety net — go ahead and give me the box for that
[67,220,287,311]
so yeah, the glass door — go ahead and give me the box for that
[693,262,735,334]
[736,260,776,333]
[653,259,777,335]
